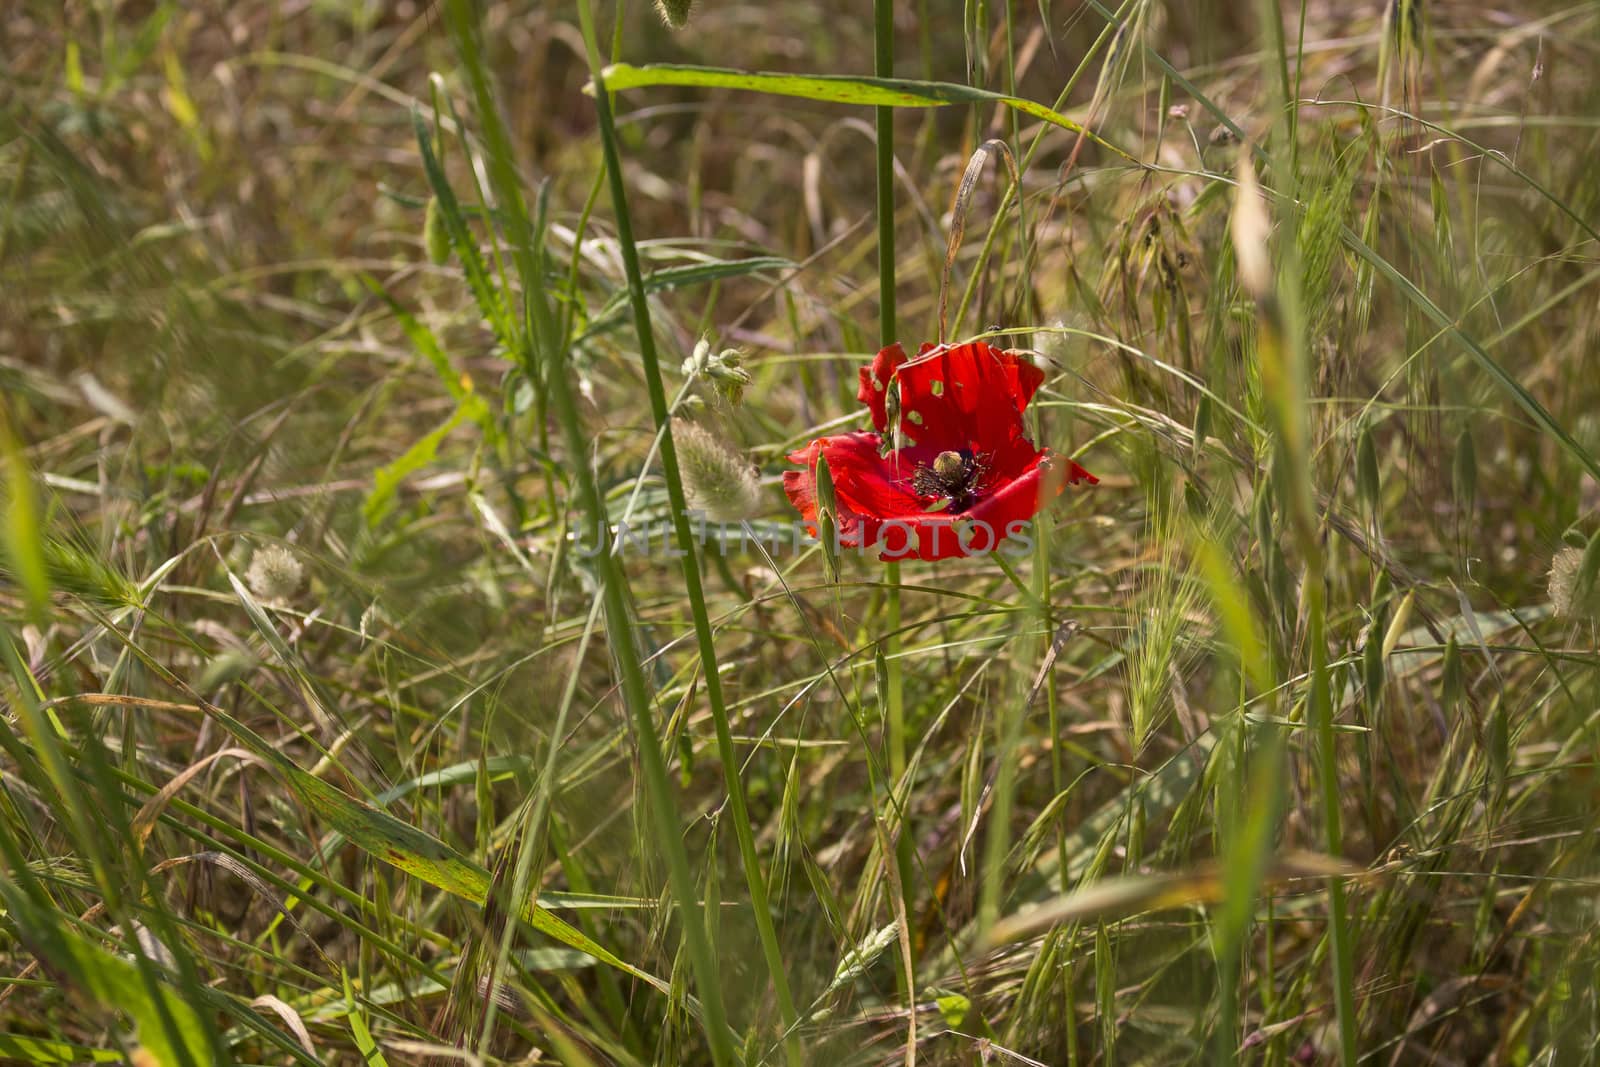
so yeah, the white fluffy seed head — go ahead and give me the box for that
[246,544,304,602]
[676,422,759,523]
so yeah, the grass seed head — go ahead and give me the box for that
[1549,545,1600,622]
[654,0,694,29]
[245,544,304,602]
[676,421,759,522]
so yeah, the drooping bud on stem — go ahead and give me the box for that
[682,337,752,405]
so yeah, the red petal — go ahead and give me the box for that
[856,343,909,434]
[891,342,1046,452]
[784,431,926,547]
[783,430,1097,564]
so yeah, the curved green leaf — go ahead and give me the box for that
[599,63,1133,160]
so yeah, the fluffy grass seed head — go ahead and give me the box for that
[676,421,760,522]
[246,544,304,603]
[654,0,693,29]
[1549,544,1600,622]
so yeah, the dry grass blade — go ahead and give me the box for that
[131,748,262,850]
[979,853,1359,950]
[940,138,1021,343]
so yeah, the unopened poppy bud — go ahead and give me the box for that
[813,453,840,579]
[675,421,759,523]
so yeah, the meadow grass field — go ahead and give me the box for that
[4,0,1600,1063]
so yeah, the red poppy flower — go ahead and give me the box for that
[783,340,1096,561]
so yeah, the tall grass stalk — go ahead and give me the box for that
[575,3,801,1063]
[1233,133,1358,1060]
[1253,2,1356,1056]
[438,2,741,1063]
[874,0,918,999]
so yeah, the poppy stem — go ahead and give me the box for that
[874,1,895,350]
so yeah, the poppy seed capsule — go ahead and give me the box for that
[933,451,965,480]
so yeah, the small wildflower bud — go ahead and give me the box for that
[682,337,752,405]
[708,354,751,405]
[682,337,713,377]
[423,195,450,265]
[655,0,693,28]
[245,544,303,603]
[675,421,759,523]
[933,451,965,481]
[1551,541,1600,622]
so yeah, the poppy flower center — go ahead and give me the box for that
[911,448,987,512]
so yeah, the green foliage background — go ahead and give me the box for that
[3,0,1600,1063]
